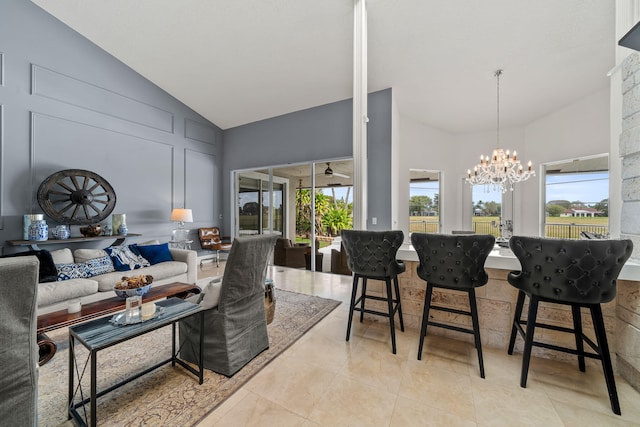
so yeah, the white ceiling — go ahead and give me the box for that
[31,0,615,133]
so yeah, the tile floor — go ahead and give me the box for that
[194,263,640,426]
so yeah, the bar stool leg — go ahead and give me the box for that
[468,288,485,379]
[346,275,359,341]
[417,284,434,360]
[508,290,526,355]
[385,278,397,354]
[571,304,586,372]
[393,276,404,332]
[520,296,539,388]
[360,278,368,323]
[591,304,621,415]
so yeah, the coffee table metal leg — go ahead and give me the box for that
[68,333,74,420]
[172,323,176,367]
[199,311,204,384]
[91,350,97,427]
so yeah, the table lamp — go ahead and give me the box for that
[170,208,193,242]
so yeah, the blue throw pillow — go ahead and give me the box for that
[133,243,174,265]
[104,246,150,271]
[56,262,92,281]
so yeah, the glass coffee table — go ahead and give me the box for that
[68,298,204,427]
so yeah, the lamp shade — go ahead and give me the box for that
[170,208,193,223]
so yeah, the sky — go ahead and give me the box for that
[409,181,439,201]
[545,172,609,205]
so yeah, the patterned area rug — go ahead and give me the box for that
[38,290,340,427]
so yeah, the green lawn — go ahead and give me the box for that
[410,215,609,239]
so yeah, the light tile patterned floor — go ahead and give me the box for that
[195,263,640,427]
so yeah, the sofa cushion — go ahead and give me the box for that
[73,249,108,263]
[104,246,150,271]
[37,278,99,307]
[139,240,160,246]
[50,248,74,264]
[0,249,58,283]
[56,262,92,281]
[132,243,174,265]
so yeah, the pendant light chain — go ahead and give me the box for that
[496,69,502,150]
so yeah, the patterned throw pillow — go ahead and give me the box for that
[56,262,92,281]
[104,246,150,271]
[85,255,115,276]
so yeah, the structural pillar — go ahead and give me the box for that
[352,0,368,230]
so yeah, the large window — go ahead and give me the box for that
[236,170,287,236]
[543,154,609,239]
[409,170,440,233]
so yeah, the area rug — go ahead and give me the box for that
[37,289,341,427]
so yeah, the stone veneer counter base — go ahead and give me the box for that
[395,245,640,393]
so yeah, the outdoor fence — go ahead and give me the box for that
[410,219,608,240]
[409,220,439,233]
[544,223,609,239]
[472,222,501,237]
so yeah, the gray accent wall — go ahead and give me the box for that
[222,89,393,232]
[0,0,222,252]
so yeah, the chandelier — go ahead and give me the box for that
[466,69,534,193]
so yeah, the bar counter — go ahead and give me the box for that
[390,244,640,391]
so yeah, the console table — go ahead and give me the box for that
[7,233,142,250]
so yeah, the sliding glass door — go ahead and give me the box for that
[233,159,352,271]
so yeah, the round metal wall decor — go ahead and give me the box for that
[37,169,117,225]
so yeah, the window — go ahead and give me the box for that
[543,154,609,239]
[471,185,503,237]
[409,170,440,233]
[236,170,287,236]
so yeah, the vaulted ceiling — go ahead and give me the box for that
[32,0,615,133]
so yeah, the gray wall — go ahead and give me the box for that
[0,0,222,253]
[222,89,393,233]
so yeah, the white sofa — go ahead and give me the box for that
[37,245,197,315]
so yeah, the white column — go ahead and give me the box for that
[352,0,368,230]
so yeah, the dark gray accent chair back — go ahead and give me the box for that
[179,234,277,377]
[341,229,405,354]
[411,233,495,378]
[507,236,633,415]
[0,256,39,426]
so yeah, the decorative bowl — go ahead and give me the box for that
[79,224,102,237]
[114,284,151,299]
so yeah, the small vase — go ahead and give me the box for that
[52,225,70,240]
[118,223,128,236]
[28,219,49,241]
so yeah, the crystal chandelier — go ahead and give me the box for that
[466,69,534,193]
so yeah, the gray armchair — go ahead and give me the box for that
[179,234,277,376]
[0,256,39,426]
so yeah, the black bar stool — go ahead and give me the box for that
[507,236,633,415]
[411,233,495,378]
[341,230,405,354]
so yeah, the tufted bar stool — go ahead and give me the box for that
[341,230,405,354]
[411,233,495,378]
[507,236,633,415]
